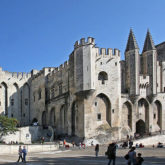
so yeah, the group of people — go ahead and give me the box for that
[125,147,144,165]
[17,146,27,163]
[94,143,144,165]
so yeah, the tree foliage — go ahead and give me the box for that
[0,115,18,136]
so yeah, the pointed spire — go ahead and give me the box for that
[125,29,139,52]
[142,30,156,53]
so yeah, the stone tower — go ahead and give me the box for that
[125,29,140,95]
[74,37,96,93]
[142,30,157,95]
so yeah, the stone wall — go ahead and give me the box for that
[1,126,48,144]
[0,144,59,154]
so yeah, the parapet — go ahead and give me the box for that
[74,37,95,49]
[96,48,120,58]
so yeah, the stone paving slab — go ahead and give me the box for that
[0,146,164,165]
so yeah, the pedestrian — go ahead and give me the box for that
[22,146,27,163]
[17,146,23,162]
[79,142,81,149]
[105,143,116,165]
[63,139,66,147]
[72,141,75,148]
[136,153,144,165]
[95,144,99,157]
[129,140,133,149]
[127,147,136,165]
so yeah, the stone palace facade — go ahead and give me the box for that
[0,29,165,140]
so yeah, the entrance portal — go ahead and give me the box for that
[136,120,145,136]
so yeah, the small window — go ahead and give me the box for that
[11,99,14,106]
[115,62,117,66]
[0,101,1,106]
[11,114,13,117]
[95,102,97,106]
[23,113,25,117]
[49,68,51,72]
[25,98,28,105]
[154,113,156,119]
[100,62,102,65]
[112,109,114,113]
[97,113,101,120]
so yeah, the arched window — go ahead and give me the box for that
[98,71,108,84]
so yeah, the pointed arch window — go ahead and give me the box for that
[98,71,108,84]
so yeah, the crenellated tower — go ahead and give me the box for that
[125,29,140,95]
[74,37,96,93]
[142,30,157,95]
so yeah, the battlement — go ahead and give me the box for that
[96,48,120,57]
[47,61,69,80]
[0,67,31,80]
[74,37,95,49]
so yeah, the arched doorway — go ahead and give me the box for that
[138,98,149,133]
[50,108,55,126]
[42,111,46,126]
[94,93,111,126]
[122,101,132,129]
[23,83,30,125]
[154,100,162,129]
[71,101,77,136]
[136,119,145,136]
[11,83,19,118]
[60,105,67,134]
[1,82,8,115]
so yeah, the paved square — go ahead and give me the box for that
[0,146,165,165]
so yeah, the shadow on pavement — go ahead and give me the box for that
[0,155,165,165]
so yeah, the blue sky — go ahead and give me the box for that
[0,0,165,72]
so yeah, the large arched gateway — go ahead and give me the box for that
[154,100,162,130]
[94,93,111,126]
[122,101,132,129]
[137,98,149,134]
[71,101,77,136]
[136,119,145,136]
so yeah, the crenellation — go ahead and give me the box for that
[12,72,18,78]
[80,38,85,45]
[114,48,120,56]
[87,37,95,44]
[74,37,95,49]
[107,48,113,56]
[100,48,106,56]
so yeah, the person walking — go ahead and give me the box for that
[17,146,23,162]
[127,147,136,165]
[95,144,99,157]
[22,146,27,163]
[136,153,144,165]
[106,143,116,165]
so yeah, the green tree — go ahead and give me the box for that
[0,115,18,136]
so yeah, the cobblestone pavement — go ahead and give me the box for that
[0,146,165,165]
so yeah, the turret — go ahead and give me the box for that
[125,29,140,95]
[142,30,157,95]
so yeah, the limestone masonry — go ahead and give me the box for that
[0,29,165,140]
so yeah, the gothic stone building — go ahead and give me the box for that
[0,30,165,140]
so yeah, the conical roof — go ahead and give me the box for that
[142,30,156,53]
[125,29,139,52]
